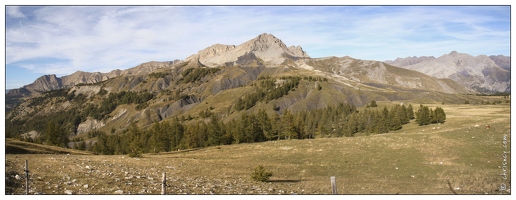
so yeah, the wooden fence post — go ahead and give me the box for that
[25,160,29,195]
[161,172,166,195]
[330,176,337,194]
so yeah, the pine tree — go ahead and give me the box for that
[415,105,431,126]
[345,112,358,137]
[127,123,143,157]
[431,107,446,124]
[271,113,282,140]
[281,110,295,140]
[44,121,69,148]
[256,109,273,140]
[207,115,223,146]
[406,104,415,120]
[368,100,378,107]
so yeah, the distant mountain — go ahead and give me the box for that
[385,51,510,93]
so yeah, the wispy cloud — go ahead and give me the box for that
[6,6,26,18]
[5,5,510,89]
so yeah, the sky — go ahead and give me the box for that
[3,3,512,89]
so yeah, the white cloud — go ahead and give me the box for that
[6,6,26,18]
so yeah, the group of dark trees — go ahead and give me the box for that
[83,90,154,120]
[235,76,328,111]
[415,105,446,126]
[181,67,221,83]
[235,76,302,111]
[87,102,422,155]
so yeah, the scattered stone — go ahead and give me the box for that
[114,190,124,194]
[65,190,73,195]
[83,184,89,189]
[15,175,22,180]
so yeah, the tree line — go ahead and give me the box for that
[86,102,431,155]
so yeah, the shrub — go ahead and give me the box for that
[251,165,273,182]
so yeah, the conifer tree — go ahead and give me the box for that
[415,105,431,126]
[406,104,415,120]
[256,109,273,140]
[207,115,223,146]
[281,110,295,140]
[431,107,446,124]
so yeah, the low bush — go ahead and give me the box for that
[251,165,273,182]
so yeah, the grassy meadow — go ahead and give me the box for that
[5,102,511,194]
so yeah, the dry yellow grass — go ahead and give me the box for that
[5,103,510,195]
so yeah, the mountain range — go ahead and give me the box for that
[385,51,510,93]
[5,33,510,138]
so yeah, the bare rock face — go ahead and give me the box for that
[186,33,310,67]
[77,119,105,134]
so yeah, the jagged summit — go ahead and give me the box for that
[186,33,309,67]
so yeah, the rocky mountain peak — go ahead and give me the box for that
[243,33,284,51]
[186,33,309,67]
[31,74,63,92]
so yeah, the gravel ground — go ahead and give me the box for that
[5,154,308,195]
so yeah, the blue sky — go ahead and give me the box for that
[3,4,511,89]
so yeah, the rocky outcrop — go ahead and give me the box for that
[77,119,105,134]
